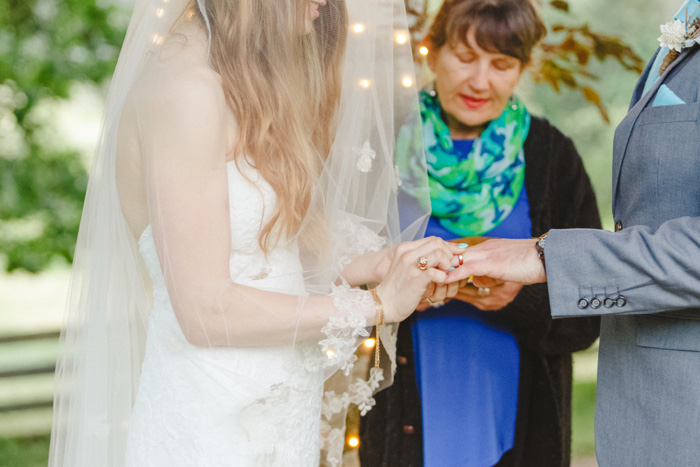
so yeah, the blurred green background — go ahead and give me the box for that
[0,0,680,465]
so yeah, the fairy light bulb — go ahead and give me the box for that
[395,31,408,45]
[151,34,164,46]
[401,75,414,88]
[363,338,376,348]
[155,7,165,18]
[419,46,429,56]
[348,436,360,448]
[352,23,365,34]
[359,79,371,89]
[326,349,336,359]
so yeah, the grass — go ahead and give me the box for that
[572,380,597,459]
[0,435,50,467]
[571,342,599,459]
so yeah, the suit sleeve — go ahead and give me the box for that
[546,215,700,317]
[499,125,600,353]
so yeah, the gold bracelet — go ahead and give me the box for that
[369,288,384,369]
[369,288,385,325]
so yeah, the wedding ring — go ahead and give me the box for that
[458,254,464,266]
[416,256,429,271]
[426,297,436,304]
[477,287,491,297]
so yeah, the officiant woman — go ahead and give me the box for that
[360,1,600,466]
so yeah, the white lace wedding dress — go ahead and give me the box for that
[125,161,376,466]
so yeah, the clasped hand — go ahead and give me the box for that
[364,237,547,323]
[373,236,464,323]
[399,237,547,315]
[416,280,523,312]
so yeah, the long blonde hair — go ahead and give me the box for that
[194,0,347,252]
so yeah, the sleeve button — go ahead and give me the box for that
[616,296,627,307]
[402,425,416,435]
[604,297,615,308]
[577,298,589,309]
[590,297,602,309]
[397,356,408,366]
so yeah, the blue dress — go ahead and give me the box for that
[412,139,532,467]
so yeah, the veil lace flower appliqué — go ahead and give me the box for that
[354,140,377,173]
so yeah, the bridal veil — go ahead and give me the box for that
[49,0,429,465]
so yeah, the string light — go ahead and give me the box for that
[352,23,365,34]
[155,7,165,18]
[187,10,195,19]
[363,338,376,349]
[419,46,429,56]
[326,349,336,359]
[151,34,164,46]
[395,31,408,45]
[347,436,360,448]
[401,75,414,88]
[359,79,371,89]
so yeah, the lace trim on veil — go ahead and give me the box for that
[315,218,391,465]
[320,367,384,466]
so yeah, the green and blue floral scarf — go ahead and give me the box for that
[414,87,530,236]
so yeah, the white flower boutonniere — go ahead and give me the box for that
[658,19,686,52]
[658,17,700,74]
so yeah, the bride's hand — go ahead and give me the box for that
[375,237,464,323]
[415,280,460,311]
[371,238,463,284]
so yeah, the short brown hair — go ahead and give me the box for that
[427,0,546,64]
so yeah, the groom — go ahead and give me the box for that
[448,1,700,466]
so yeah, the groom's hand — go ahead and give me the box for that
[446,238,547,285]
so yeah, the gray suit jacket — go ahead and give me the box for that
[545,46,700,467]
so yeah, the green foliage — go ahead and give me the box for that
[0,148,87,272]
[0,0,125,105]
[0,0,126,272]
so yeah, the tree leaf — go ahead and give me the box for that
[581,86,610,123]
[550,0,570,12]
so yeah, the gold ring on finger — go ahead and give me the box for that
[416,256,429,271]
[458,254,464,266]
[477,287,491,297]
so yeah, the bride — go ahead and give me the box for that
[49,0,463,466]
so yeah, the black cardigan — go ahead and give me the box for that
[359,116,602,467]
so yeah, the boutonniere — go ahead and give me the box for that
[658,17,700,74]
